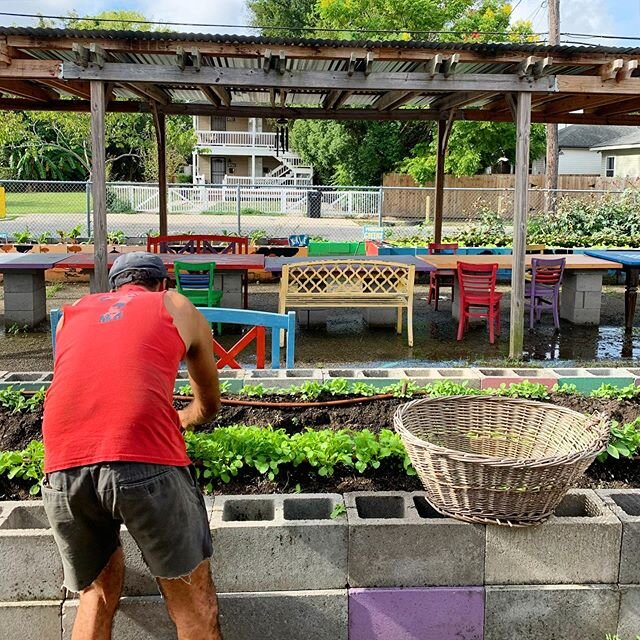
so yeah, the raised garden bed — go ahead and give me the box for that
[1,379,640,500]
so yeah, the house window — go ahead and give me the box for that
[606,156,615,177]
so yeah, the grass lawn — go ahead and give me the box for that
[5,191,87,215]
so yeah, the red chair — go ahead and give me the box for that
[427,242,458,311]
[456,261,502,344]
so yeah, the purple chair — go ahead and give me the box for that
[525,257,566,329]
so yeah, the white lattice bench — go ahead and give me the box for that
[278,259,416,346]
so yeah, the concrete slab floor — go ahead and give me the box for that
[0,281,638,371]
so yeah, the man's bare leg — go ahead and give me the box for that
[72,547,125,640]
[158,559,223,640]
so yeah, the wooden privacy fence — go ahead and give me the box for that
[382,173,640,221]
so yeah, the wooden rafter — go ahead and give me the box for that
[0,78,55,101]
[201,85,222,107]
[0,58,59,79]
[590,95,640,116]
[540,93,627,116]
[121,82,170,105]
[430,90,495,112]
[0,36,10,66]
[601,58,624,81]
[375,90,416,111]
[41,78,91,100]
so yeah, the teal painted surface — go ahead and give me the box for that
[308,241,367,256]
[558,377,635,393]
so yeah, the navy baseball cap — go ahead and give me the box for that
[108,252,169,289]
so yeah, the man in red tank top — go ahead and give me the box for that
[42,252,223,640]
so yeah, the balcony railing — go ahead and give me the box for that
[196,130,277,147]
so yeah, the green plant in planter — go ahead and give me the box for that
[598,418,640,462]
[591,383,640,401]
[13,228,32,244]
[107,230,126,245]
[553,382,579,395]
[37,231,51,245]
[56,229,68,243]
[0,441,44,496]
[68,224,83,243]
[490,381,550,400]
[248,229,268,245]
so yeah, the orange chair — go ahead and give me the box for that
[456,261,502,344]
[427,242,458,311]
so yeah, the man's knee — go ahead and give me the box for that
[80,547,124,611]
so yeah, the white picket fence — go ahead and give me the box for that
[106,184,381,218]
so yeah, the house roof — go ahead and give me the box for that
[591,129,640,151]
[2,26,640,124]
[559,125,640,149]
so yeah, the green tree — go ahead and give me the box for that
[248,0,318,37]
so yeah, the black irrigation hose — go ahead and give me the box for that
[174,393,399,408]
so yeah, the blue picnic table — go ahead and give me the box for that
[585,250,640,331]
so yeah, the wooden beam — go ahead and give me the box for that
[505,93,517,120]
[89,43,106,69]
[201,85,222,107]
[540,93,624,116]
[430,91,494,112]
[533,56,553,78]
[509,91,532,360]
[90,81,108,293]
[122,82,170,105]
[376,90,416,111]
[209,85,231,107]
[151,104,168,237]
[441,54,459,78]
[0,79,55,102]
[72,43,89,68]
[0,59,60,79]
[425,55,443,77]
[0,37,11,66]
[348,53,357,76]
[517,56,537,78]
[176,46,186,71]
[601,59,624,81]
[9,33,637,66]
[365,52,374,76]
[61,64,557,93]
[591,96,640,116]
[41,79,91,99]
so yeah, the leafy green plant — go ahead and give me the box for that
[382,380,422,398]
[423,380,480,397]
[490,381,550,400]
[330,503,347,519]
[598,418,640,462]
[350,381,378,397]
[324,378,350,396]
[56,229,68,243]
[248,229,268,245]
[107,230,126,245]
[241,383,267,398]
[5,323,30,336]
[46,283,65,298]
[293,381,324,401]
[12,228,32,244]
[68,224,83,242]
[553,382,578,395]
[176,381,230,396]
[37,231,51,244]
[591,383,640,401]
[0,386,45,413]
[0,441,44,496]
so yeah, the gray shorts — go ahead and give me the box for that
[42,462,213,592]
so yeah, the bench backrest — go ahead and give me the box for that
[147,234,249,255]
[281,260,415,297]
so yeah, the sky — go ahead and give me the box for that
[0,0,638,46]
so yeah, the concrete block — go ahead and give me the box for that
[572,271,605,292]
[0,601,62,640]
[598,489,640,584]
[349,587,484,640]
[618,585,640,639]
[3,271,45,294]
[561,305,601,325]
[211,494,348,591]
[485,490,621,585]
[322,368,357,380]
[219,589,348,640]
[63,596,174,640]
[583,291,603,309]
[402,368,444,385]
[282,368,323,382]
[346,492,485,587]
[484,585,620,640]
[354,368,407,388]
[435,368,482,388]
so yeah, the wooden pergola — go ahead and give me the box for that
[2,26,640,357]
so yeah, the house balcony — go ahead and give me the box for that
[195,130,278,155]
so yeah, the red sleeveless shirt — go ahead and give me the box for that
[43,284,189,473]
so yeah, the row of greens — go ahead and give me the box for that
[1,379,640,496]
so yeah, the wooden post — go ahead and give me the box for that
[433,120,447,243]
[152,106,168,236]
[544,0,560,213]
[509,92,532,360]
[90,81,108,292]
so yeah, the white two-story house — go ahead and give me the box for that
[192,116,313,185]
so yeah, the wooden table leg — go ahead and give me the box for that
[625,267,639,332]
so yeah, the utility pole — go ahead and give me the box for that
[545,0,560,213]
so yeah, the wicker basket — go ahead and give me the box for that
[394,395,609,526]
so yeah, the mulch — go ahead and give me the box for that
[1,392,639,500]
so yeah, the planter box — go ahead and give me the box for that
[485,490,621,585]
[0,601,62,640]
[210,494,347,592]
[478,368,558,391]
[484,585,619,640]
[377,246,428,256]
[598,489,640,584]
[618,585,640,639]
[553,367,635,394]
[308,241,366,256]
[345,491,485,587]
[349,587,484,640]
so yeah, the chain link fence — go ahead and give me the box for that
[0,179,633,243]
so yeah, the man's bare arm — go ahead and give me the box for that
[165,291,221,429]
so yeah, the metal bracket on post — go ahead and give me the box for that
[236,185,242,235]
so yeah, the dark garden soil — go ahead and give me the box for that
[1,393,639,500]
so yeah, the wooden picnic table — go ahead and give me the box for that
[58,253,265,310]
[420,254,622,325]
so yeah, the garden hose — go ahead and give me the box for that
[174,393,397,408]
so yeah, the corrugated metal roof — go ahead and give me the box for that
[3,25,640,56]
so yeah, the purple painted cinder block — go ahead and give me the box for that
[349,587,484,640]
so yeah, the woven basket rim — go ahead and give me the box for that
[394,395,609,468]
